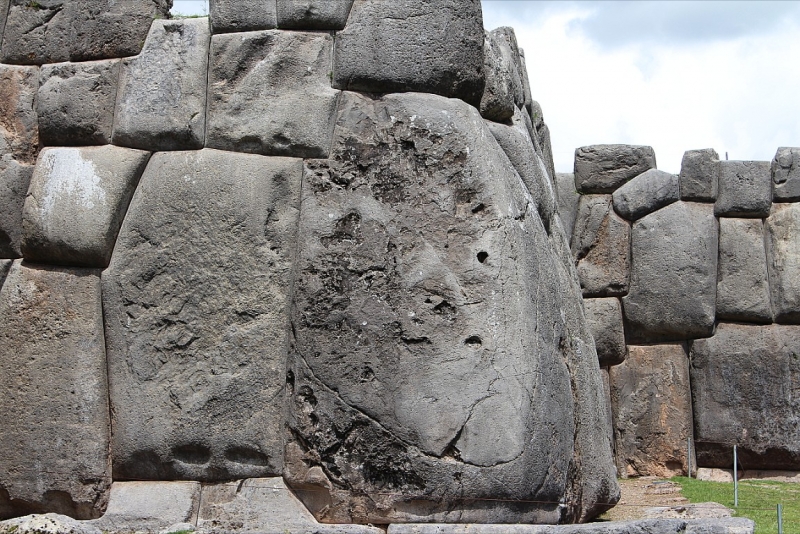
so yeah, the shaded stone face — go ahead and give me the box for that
[584,297,626,367]
[286,91,617,525]
[611,169,679,221]
[715,160,772,218]
[772,147,800,201]
[276,0,354,30]
[103,149,302,482]
[716,218,771,323]
[210,0,277,33]
[0,261,110,520]
[573,145,656,194]
[0,158,33,258]
[766,203,800,323]
[0,64,39,164]
[679,148,719,202]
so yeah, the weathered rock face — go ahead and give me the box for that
[691,323,800,469]
[716,218,771,323]
[715,161,772,218]
[285,91,617,524]
[206,30,339,159]
[584,298,626,367]
[611,169,679,221]
[21,146,151,268]
[113,18,210,151]
[103,149,302,481]
[571,195,630,297]
[276,0,355,30]
[679,149,718,202]
[574,145,656,194]
[37,60,120,147]
[210,0,277,33]
[766,203,800,323]
[623,201,718,343]
[0,0,170,65]
[333,0,485,107]
[772,147,800,201]
[0,64,39,165]
[556,172,580,239]
[0,261,110,520]
[610,344,694,478]
[0,158,33,258]
[479,30,516,122]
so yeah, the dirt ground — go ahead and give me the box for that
[599,477,689,522]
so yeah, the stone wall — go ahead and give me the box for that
[560,145,800,477]
[0,0,619,528]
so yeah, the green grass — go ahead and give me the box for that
[672,476,800,533]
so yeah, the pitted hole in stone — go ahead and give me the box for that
[286,370,295,393]
[224,446,270,466]
[471,203,486,214]
[464,336,482,348]
[477,251,489,263]
[360,366,375,383]
[172,443,211,465]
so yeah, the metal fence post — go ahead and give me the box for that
[733,445,738,508]
[778,503,783,534]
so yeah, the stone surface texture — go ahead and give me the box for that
[0,64,39,164]
[611,169,679,221]
[37,60,120,146]
[276,0,354,30]
[571,195,630,297]
[679,148,719,202]
[0,157,33,258]
[623,201,718,343]
[691,323,800,469]
[113,18,210,151]
[584,298,626,367]
[88,482,200,533]
[766,203,800,323]
[479,30,516,121]
[610,344,694,478]
[0,0,170,65]
[22,146,151,268]
[103,150,302,482]
[772,147,800,201]
[716,218,771,323]
[333,0,485,107]
[715,160,772,218]
[574,145,657,194]
[0,514,103,534]
[286,91,617,525]
[0,261,110,520]
[207,30,339,158]
[210,0,277,33]
[556,172,580,239]
[387,518,754,533]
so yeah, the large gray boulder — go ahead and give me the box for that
[286,91,617,525]
[679,148,718,202]
[0,261,110,520]
[0,0,170,65]
[584,298,626,367]
[210,0,277,33]
[21,146,151,268]
[771,147,800,201]
[691,323,800,469]
[556,173,580,239]
[479,30,516,122]
[571,195,630,297]
[574,145,656,194]
[0,157,33,258]
[103,149,302,481]
[206,30,339,158]
[716,218,771,323]
[611,168,679,221]
[37,60,120,146]
[333,0,485,107]
[610,344,694,478]
[0,64,39,164]
[623,201,718,343]
[276,0,354,30]
[765,203,800,323]
[715,160,772,218]
[113,18,210,151]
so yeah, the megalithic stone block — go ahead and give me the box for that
[210,0,278,33]
[766,203,800,323]
[21,146,151,268]
[0,0,9,53]
[0,157,33,258]
[333,0,485,107]
[37,59,120,147]
[716,218,771,323]
[103,149,302,482]
[679,148,719,202]
[584,297,626,367]
[113,18,210,151]
[574,145,657,194]
[623,201,718,343]
[771,147,800,201]
[276,0,354,30]
[556,172,580,240]
[715,160,772,218]
[0,260,110,520]
[479,30,516,122]
[0,64,39,165]
[206,30,339,159]
[610,343,694,478]
[612,169,680,221]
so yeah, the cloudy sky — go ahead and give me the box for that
[173,0,800,173]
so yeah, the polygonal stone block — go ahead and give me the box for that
[21,146,150,268]
[771,147,800,202]
[574,145,656,194]
[556,172,580,240]
[679,148,718,202]
[276,0,354,30]
[715,160,772,218]
[113,18,210,151]
[210,0,277,33]
[766,203,800,323]
[717,218,771,323]
[584,297,626,367]
[0,157,33,258]
[0,64,39,164]
[480,27,524,122]
[612,169,679,221]
[206,30,339,158]
[88,482,201,533]
[37,59,120,146]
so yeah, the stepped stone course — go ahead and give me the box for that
[771,147,800,201]
[21,146,151,268]
[611,168,679,221]
[333,0,485,107]
[210,0,277,33]
[766,203,800,323]
[37,60,120,147]
[103,149,301,482]
[0,261,109,520]
[716,218,771,323]
[715,160,772,217]
[574,145,656,194]
[584,297,626,367]
[276,0,354,30]
[113,18,210,151]
[679,148,719,202]
[206,29,339,158]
